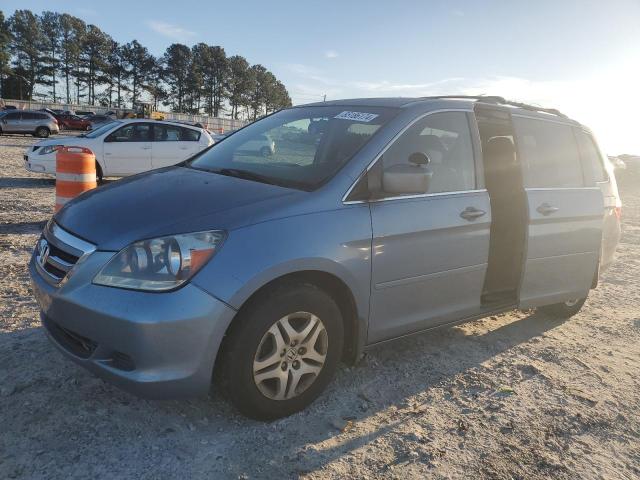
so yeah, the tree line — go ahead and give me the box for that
[0,9,292,119]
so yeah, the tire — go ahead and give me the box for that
[85,125,91,131]
[538,296,587,319]
[260,146,272,157]
[95,162,104,184]
[35,127,49,138]
[218,282,344,420]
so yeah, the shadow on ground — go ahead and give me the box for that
[0,220,46,235]
[0,177,55,189]
[0,309,567,477]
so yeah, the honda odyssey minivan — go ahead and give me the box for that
[29,96,621,420]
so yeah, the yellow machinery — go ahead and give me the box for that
[127,102,165,120]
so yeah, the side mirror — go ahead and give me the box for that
[408,152,430,166]
[382,152,432,195]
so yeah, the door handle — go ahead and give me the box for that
[536,203,559,216]
[460,207,486,221]
[142,146,152,150]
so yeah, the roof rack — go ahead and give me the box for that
[422,95,568,118]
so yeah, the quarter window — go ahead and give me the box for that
[181,127,200,141]
[377,111,476,195]
[513,117,584,188]
[575,130,608,183]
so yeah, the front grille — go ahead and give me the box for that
[35,222,95,286]
[43,316,97,358]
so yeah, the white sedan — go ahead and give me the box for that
[24,119,214,181]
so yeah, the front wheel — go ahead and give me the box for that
[95,162,104,184]
[218,283,343,420]
[538,297,587,319]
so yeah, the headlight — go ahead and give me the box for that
[39,145,62,155]
[93,230,225,291]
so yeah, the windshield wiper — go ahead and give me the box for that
[213,168,279,186]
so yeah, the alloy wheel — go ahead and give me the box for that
[253,311,328,400]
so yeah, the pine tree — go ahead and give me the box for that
[39,11,61,102]
[9,10,45,100]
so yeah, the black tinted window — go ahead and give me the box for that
[513,117,583,188]
[576,130,607,183]
[4,112,21,120]
[108,123,151,142]
[153,125,200,141]
[22,112,37,120]
[181,127,200,141]
[378,111,476,194]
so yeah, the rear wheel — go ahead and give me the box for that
[218,283,343,420]
[538,296,587,318]
[85,125,91,131]
[35,127,49,138]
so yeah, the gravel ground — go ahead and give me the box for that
[1,134,639,480]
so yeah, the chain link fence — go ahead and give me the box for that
[1,98,247,132]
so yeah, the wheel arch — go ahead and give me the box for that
[217,269,365,367]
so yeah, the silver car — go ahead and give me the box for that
[0,110,59,137]
[29,96,620,420]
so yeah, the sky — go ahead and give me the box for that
[4,0,640,154]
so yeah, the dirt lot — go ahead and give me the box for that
[1,134,639,480]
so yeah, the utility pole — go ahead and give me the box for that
[323,94,326,102]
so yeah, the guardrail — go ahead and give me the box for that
[1,99,247,132]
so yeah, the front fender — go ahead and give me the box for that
[192,206,372,322]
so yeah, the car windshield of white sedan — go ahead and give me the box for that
[187,106,398,190]
[82,120,121,138]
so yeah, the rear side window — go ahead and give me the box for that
[513,117,583,188]
[575,130,608,183]
[22,112,37,120]
[154,125,201,141]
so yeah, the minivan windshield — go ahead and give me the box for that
[187,106,397,190]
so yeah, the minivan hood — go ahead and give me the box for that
[55,167,298,250]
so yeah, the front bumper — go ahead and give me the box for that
[24,152,56,175]
[29,250,236,399]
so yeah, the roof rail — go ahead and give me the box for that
[422,95,567,118]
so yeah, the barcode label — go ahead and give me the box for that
[334,111,379,122]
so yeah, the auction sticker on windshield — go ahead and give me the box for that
[334,111,379,122]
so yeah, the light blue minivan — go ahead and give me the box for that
[29,96,620,419]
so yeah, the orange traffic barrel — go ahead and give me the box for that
[55,146,97,212]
